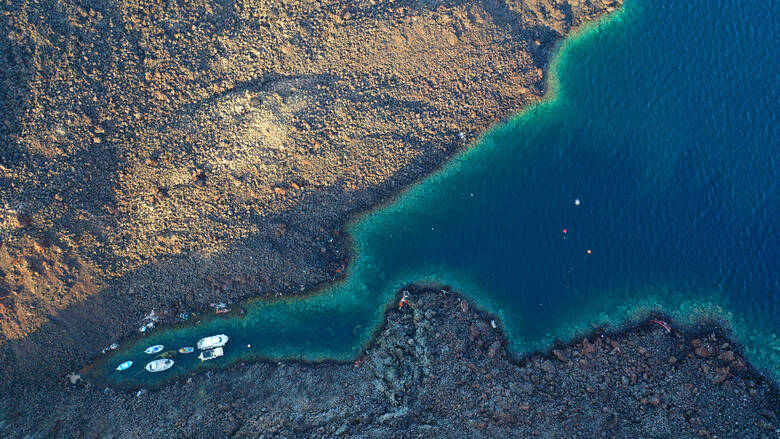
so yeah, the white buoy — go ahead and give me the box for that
[574,198,581,206]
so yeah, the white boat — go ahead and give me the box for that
[144,345,164,354]
[197,334,228,350]
[198,347,224,362]
[116,361,133,371]
[145,358,174,372]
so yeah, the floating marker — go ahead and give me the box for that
[586,249,592,254]
[562,228,567,234]
[574,198,581,206]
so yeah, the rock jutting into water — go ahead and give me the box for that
[3,290,778,438]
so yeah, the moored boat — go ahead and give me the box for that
[144,344,164,354]
[178,346,195,354]
[198,347,224,361]
[145,358,174,372]
[197,334,228,350]
[116,361,133,371]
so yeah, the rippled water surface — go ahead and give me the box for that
[90,0,779,388]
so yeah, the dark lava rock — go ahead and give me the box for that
[1,289,778,439]
[552,349,568,362]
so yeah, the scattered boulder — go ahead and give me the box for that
[694,346,711,358]
[582,338,597,355]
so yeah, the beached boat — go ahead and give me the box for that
[144,344,164,354]
[115,361,133,371]
[178,347,195,354]
[197,334,228,350]
[198,347,224,362]
[145,358,174,372]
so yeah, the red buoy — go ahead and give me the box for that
[562,228,568,234]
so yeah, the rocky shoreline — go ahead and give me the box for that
[0,0,620,391]
[3,0,778,437]
[2,288,777,438]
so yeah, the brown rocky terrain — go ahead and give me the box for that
[3,2,778,438]
[1,289,777,438]
[0,0,620,390]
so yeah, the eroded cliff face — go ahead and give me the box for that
[0,0,619,387]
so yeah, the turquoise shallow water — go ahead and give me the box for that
[90,0,779,388]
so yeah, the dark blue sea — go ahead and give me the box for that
[91,0,779,388]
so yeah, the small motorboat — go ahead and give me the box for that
[116,361,133,371]
[197,334,228,350]
[145,358,174,372]
[198,347,224,362]
[144,344,164,354]
[179,347,195,354]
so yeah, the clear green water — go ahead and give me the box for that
[90,0,779,388]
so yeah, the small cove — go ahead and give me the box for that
[89,0,779,389]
